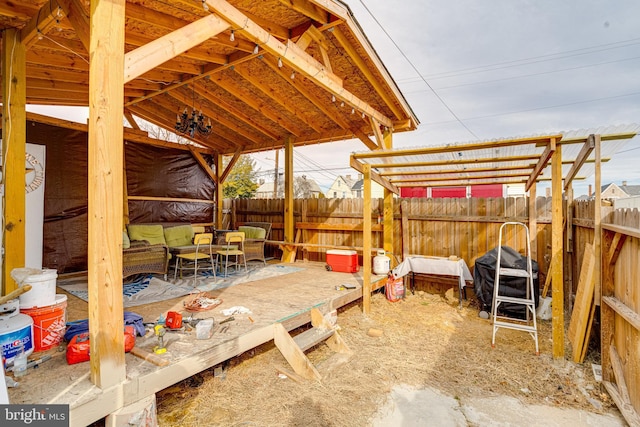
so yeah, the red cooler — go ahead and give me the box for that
[326,250,359,273]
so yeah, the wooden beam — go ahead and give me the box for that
[602,223,640,240]
[363,164,373,314]
[205,0,394,128]
[57,0,90,51]
[188,147,217,183]
[87,0,126,388]
[332,27,405,121]
[20,1,63,49]
[564,134,595,190]
[525,138,555,192]
[354,135,563,159]
[124,14,229,83]
[350,157,399,194]
[603,296,640,331]
[551,143,564,359]
[382,129,394,263]
[369,117,384,150]
[594,135,602,306]
[2,29,26,294]
[215,154,223,228]
[284,136,295,243]
[529,182,537,261]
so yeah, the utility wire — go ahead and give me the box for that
[399,37,640,82]
[356,0,479,140]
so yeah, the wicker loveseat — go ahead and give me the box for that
[122,223,197,279]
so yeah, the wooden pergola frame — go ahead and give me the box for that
[350,131,636,360]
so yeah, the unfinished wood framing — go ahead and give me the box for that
[87,0,126,388]
[362,164,373,314]
[551,142,564,359]
[1,29,26,293]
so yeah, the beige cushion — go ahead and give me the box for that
[238,225,266,239]
[127,224,167,246]
[164,225,194,247]
[123,231,131,249]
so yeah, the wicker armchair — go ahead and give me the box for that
[122,241,169,279]
[238,222,272,265]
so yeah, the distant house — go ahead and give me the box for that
[601,181,640,199]
[325,174,358,198]
[351,175,386,199]
[255,175,323,199]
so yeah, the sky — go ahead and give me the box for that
[29,0,640,197]
[251,0,640,197]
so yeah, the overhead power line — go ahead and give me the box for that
[357,0,479,140]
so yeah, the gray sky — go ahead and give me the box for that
[253,0,640,196]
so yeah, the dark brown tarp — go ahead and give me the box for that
[23,121,214,273]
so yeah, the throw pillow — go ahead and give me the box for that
[164,224,194,247]
[127,224,167,246]
[238,226,266,239]
[123,231,131,249]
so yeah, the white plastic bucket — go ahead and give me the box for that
[18,269,58,309]
[0,312,34,364]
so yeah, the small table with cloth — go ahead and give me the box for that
[391,256,473,308]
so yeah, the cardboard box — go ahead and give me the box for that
[326,249,359,273]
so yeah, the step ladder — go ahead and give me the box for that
[491,222,539,355]
[274,308,351,381]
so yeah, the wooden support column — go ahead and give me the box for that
[215,154,223,228]
[564,184,574,314]
[1,29,26,294]
[88,0,126,388]
[281,137,295,262]
[528,182,537,262]
[551,141,564,359]
[593,135,602,306]
[382,129,394,262]
[363,164,372,314]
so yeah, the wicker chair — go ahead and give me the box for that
[238,222,272,265]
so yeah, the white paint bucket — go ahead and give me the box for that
[18,269,58,309]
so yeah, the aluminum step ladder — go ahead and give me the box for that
[491,222,539,355]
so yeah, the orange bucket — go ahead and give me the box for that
[20,294,67,352]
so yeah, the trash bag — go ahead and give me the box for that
[473,246,539,318]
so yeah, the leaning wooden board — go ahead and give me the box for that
[568,242,595,363]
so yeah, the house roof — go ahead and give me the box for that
[350,125,639,193]
[0,0,418,156]
[602,183,640,197]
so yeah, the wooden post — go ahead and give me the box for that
[273,149,279,199]
[215,154,223,228]
[88,0,126,388]
[551,141,564,359]
[528,182,537,262]
[1,29,26,294]
[283,137,294,254]
[593,135,602,306]
[565,184,574,314]
[363,164,372,314]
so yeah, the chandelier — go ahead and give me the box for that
[175,86,212,138]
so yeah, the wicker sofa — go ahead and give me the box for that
[122,223,198,279]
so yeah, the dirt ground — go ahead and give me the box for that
[155,289,617,426]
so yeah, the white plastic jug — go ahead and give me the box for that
[373,250,390,275]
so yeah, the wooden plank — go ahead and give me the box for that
[293,327,335,352]
[87,0,126,389]
[603,296,640,331]
[603,381,640,427]
[610,344,631,404]
[295,222,383,232]
[551,142,564,359]
[594,135,602,306]
[273,323,321,381]
[568,243,595,362]
[579,302,596,362]
[363,164,372,314]
[2,29,26,294]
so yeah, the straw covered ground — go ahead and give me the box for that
[155,290,615,426]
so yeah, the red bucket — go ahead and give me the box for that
[20,294,67,352]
